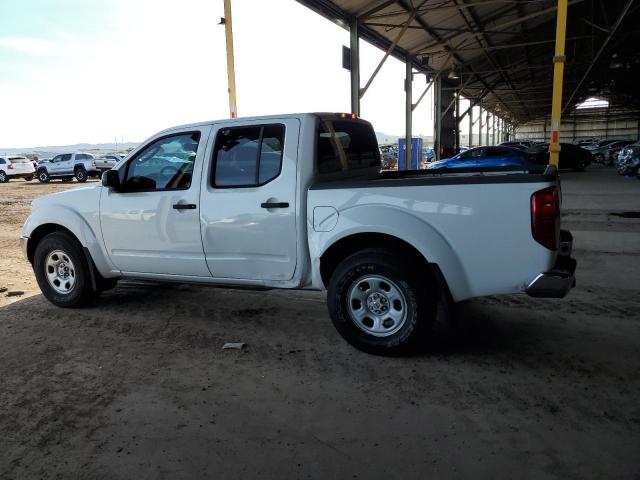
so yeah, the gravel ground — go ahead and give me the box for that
[0,167,639,480]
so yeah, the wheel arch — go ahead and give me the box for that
[311,205,472,301]
[319,232,454,303]
[23,207,118,278]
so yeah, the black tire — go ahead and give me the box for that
[327,249,436,356]
[24,175,33,181]
[0,171,7,183]
[574,158,586,171]
[594,154,603,164]
[37,169,50,183]
[33,232,97,307]
[74,167,88,182]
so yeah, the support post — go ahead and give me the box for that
[349,18,360,116]
[468,104,473,147]
[223,0,237,118]
[434,75,442,160]
[455,91,460,153]
[405,58,412,167]
[478,107,483,146]
[549,0,568,167]
[492,114,496,145]
[486,112,490,146]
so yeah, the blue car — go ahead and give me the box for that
[426,146,535,170]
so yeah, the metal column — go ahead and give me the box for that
[349,18,360,116]
[492,114,496,145]
[223,0,237,118]
[468,105,473,147]
[548,0,568,167]
[455,91,460,153]
[405,58,412,166]
[434,76,442,160]
[478,107,483,146]
[485,112,490,146]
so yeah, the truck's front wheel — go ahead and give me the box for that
[327,249,435,355]
[33,232,96,307]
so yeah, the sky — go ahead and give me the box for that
[0,0,462,148]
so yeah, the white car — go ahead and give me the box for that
[20,113,576,355]
[0,156,35,182]
[36,152,101,183]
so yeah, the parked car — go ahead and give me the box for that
[426,146,538,171]
[500,140,533,150]
[93,155,122,172]
[575,138,599,147]
[525,143,591,171]
[616,141,640,176]
[20,113,576,355]
[36,152,101,183]
[584,139,621,162]
[0,156,35,182]
[596,140,635,166]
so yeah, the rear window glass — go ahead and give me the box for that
[316,120,380,174]
[9,157,29,164]
[212,124,285,187]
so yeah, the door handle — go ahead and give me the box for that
[173,203,197,210]
[261,202,289,209]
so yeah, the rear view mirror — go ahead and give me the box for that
[102,170,121,190]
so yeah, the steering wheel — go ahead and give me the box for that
[160,165,179,176]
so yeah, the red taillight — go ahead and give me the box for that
[7,163,13,169]
[531,186,560,250]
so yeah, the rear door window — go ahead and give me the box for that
[212,124,285,187]
[316,119,380,174]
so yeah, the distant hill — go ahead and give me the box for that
[0,142,140,157]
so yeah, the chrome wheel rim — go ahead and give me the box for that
[39,172,47,181]
[45,250,76,294]
[347,274,407,337]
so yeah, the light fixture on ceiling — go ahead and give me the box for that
[448,68,460,80]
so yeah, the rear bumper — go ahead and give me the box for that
[526,230,577,298]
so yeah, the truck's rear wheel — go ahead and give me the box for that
[327,249,435,355]
[37,170,50,183]
[33,232,96,307]
[74,168,88,182]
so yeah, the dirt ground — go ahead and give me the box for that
[0,168,639,479]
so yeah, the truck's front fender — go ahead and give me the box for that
[309,204,471,301]
[21,204,117,277]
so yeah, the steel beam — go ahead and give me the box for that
[349,17,360,115]
[468,104,473,147]
[562,0,635,113]
[360,2,426,99]
[478,106,483,146]
[405,58,413,168]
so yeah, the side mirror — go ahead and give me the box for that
[102,170,121,190]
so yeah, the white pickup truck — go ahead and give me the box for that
[20,113,576,355]
[36,152,101,183]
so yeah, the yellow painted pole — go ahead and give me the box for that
[223,0,238,118]
[548,0,568,167]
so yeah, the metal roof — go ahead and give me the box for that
[296,0,640,124]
